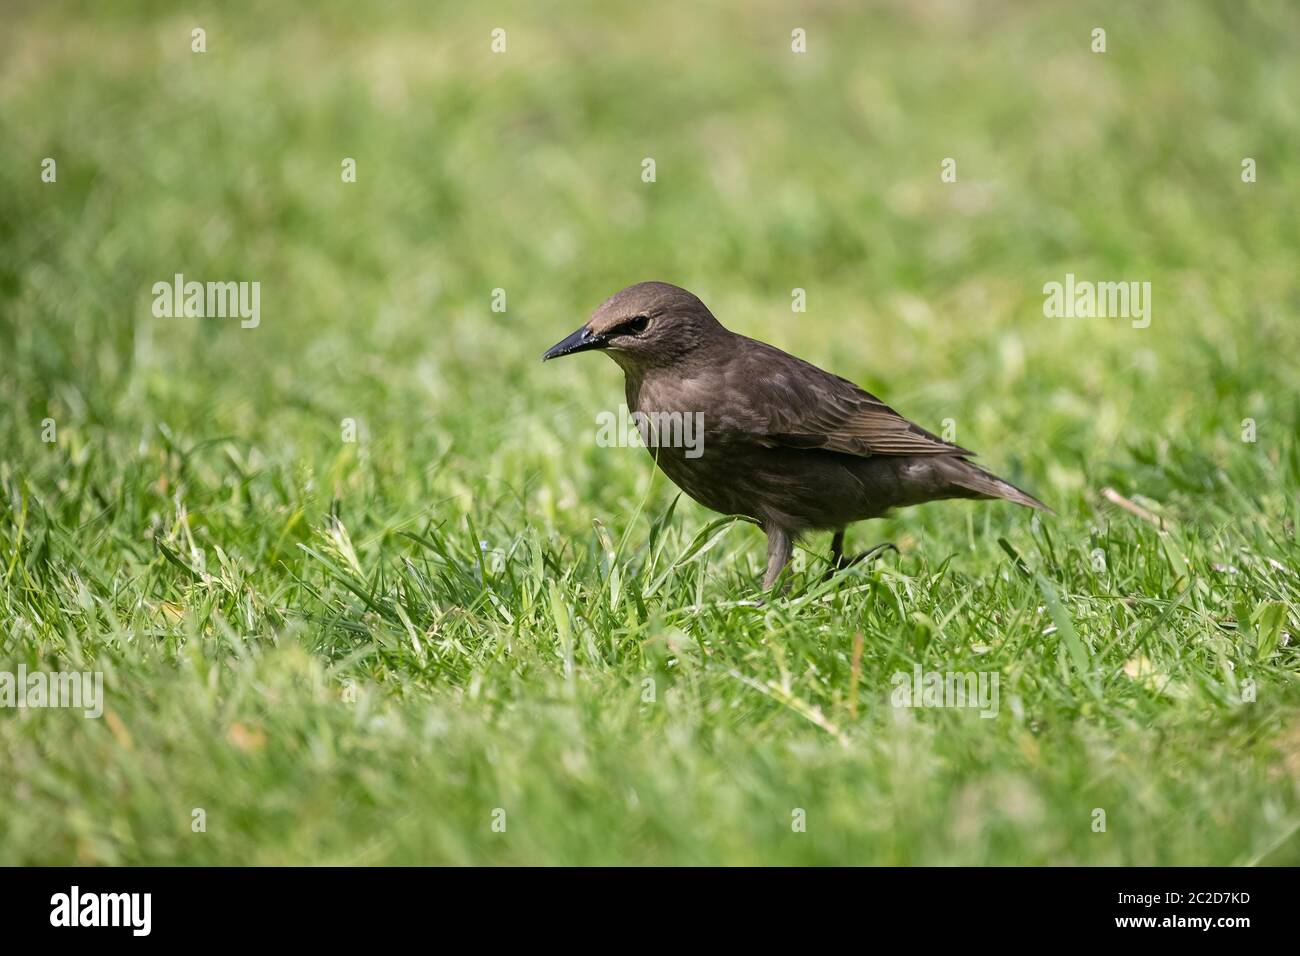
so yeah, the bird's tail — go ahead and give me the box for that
[942,458,1053,514]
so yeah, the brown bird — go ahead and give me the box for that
[543,281,1049,591]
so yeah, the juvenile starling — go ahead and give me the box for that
[544,281,1049,591]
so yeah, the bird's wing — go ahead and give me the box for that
[723,339,975,458]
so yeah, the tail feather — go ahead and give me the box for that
[944,458,1053,514]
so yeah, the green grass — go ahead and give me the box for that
[2,0,1299,865]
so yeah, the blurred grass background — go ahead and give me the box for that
[1,0,1298,864]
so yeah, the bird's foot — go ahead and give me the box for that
[825,542,898,579]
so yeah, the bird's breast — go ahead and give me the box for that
[622,378,747,515]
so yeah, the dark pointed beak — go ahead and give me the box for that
[542,324,607,361]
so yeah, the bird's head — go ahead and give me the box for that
[542,281,725,371]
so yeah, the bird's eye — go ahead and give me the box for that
[621,315,650,335]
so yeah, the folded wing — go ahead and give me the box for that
[724,338,975,458]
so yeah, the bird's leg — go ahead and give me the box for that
[830,529,846,567]
[762,526,793,592]
[826,528,897,578]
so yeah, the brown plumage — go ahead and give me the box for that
[544,281,1049,591]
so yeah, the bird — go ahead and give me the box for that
[543,281,1049,592]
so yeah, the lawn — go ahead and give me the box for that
[1,0,1298,865]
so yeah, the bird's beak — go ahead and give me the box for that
[542,324,607,361]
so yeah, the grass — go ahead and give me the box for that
[1,0,1298,865]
